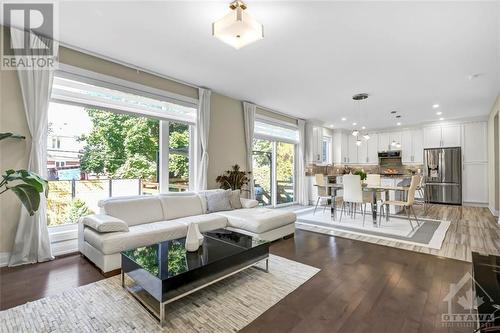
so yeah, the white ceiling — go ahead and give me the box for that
[54,1,500,129]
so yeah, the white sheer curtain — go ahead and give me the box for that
[296,119,308,205]
[195,88,211,191]
[243,102,256,199]
[9,28,58,266]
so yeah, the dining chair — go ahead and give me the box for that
[378,175,421,230]
[313,174,331,215]
[362,174,382,213]
[340,174,367,224]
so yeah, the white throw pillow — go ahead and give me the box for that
[205,190,233,213]
[229,189,242,209]
[81,214,129,233]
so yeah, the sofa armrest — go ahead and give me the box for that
[240,198,259,209]
[80,214,129,233]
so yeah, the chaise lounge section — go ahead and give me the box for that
[78,190,296,273]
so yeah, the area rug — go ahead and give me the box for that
[296,209,450,250]
[0,255,319,333]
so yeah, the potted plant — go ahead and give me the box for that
[215,164,251,191]
[354,169,367,182]
[0,169,48,216]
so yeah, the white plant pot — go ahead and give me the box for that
[185,223,203,252]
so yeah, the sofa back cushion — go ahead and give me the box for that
[159,195,204,220]
[98,196,164,226]
[197,189,224,213]
[204,190,233,213]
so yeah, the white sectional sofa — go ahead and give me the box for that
[78,190,296,273]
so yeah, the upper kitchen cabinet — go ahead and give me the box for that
[347,134,358,164]
[423,125,461,148]
[366,133,379,164]
[333,130,349,164]
[306,123,334,165]
[463,122,488,163]
[378,132,391,152]
[401,129,423,164]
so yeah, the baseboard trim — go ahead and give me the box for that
[0,252,10,267]
[489,206,499,217]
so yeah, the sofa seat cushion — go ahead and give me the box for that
[171,213,228,233]
[214,208,296,234]
[84,220,187,255]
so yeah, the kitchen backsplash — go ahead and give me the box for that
[305,164,423,177]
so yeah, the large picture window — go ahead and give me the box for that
[46,72,196,226]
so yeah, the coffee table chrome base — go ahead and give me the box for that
[121,257,269,327]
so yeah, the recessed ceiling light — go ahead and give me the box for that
[329,124,334,128]
[432,104,440,109]
[361,126,366,130]
[341,117,347,121]
[396,122,401,126]
[439,117,444,121]
[436,111,442,115]
[352,122,357,126]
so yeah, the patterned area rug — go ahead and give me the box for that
[0,255,319,333]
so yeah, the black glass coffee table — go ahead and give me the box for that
[121,229,270,326]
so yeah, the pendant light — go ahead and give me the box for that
[213,0,264,49]
[352,93,370,140]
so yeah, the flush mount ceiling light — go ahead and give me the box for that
[212,0,264,49]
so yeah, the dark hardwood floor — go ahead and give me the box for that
[0,230,473,333]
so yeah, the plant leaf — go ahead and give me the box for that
[10,184,41,216]
[0,133,13,141]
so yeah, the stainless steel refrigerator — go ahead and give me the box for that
[424,147,462,205]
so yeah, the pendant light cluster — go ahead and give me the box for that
[352,93,370,146]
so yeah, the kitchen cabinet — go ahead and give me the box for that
[306,123,330,164]
[367,133,379,164]
[347,135,358,164]
[378,132,391,152]
[423,125,461,148]
[333,130,349,164]
[401,129,423,164]
[463,122,487,163]
[442,125,461,147]
[463,163,488,203]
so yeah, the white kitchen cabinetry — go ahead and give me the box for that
[306,123,328,164]
[333,130,349,164]
[463,164,488,204]
[347,135,358,164]
[367,133,379,164]
[423,125,461,148]
[401,129,423,164]
[463,122,488,163]
[378,132,391,152]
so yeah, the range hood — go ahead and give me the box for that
[378,150,402,167]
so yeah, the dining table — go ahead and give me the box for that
[313,183,410,226]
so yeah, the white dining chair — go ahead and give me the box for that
[363,174,382,210]
[340,174,367,224]
[313,174,330,215]
[379,175,421,230]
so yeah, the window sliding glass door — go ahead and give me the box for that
[252,138,296,207]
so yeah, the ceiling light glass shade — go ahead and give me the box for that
[352,130,359,136]
[212,2,263,49]
[391,140,397,146]
[356,139,362,146]
[363,134,370,140]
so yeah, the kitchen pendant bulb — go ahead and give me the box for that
[356,139,362,146]
[352,130,359,136]
[391,140,396,146]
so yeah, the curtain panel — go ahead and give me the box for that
[243,102,256,199]
[8,28,59,266]
[195,88,211,191]
[296,119,308,205]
